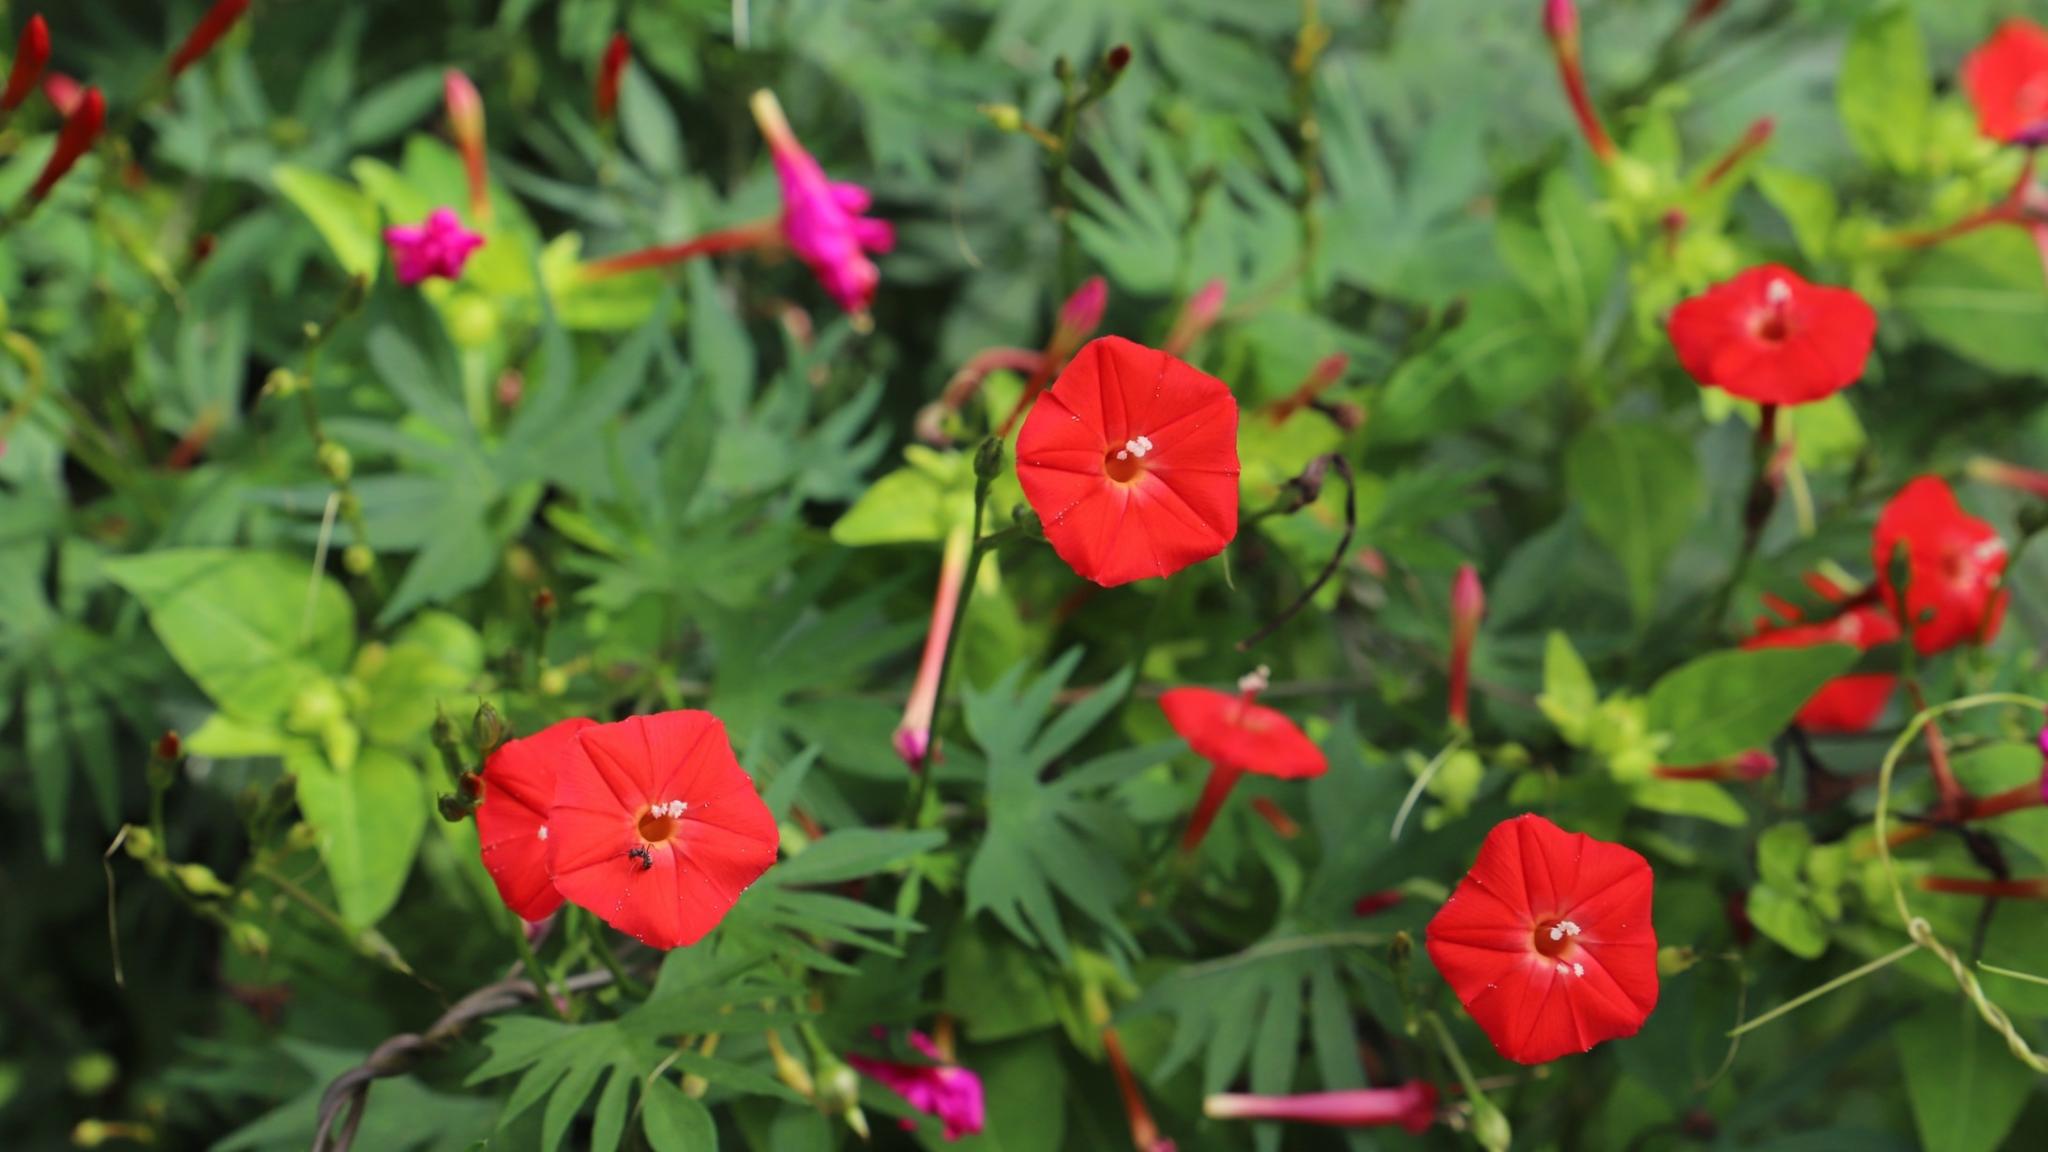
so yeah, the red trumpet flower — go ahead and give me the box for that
[1961,19,2048,146]
[1162,668,1327,853]
[1426,814,1659,1065]
[169,0,251,77]
[2,16,50,113]
[1873,476,2009,655]
[547,711,778,949]
[1014,336,1240,587]
[29,85,104,201]
[1667,265,1877,406]
[476,718,596,921]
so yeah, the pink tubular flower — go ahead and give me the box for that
[170,0,250,77]
[1205,1083,1439,1133]
[1447,564,1484,731]
[847,1032,985,1142]
[895,521,973,769]
[445,70,490,222]
[384,208,485,284]
[1162,278,1226,357]
[750,89,895,317]
[2,16,50,114]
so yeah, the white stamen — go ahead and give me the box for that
[538,826,548,841]
[1123,436,1154,459]
[1115,450,1130,460]
[1236,664,1272,695]
[1572,962,1585,977]
[1765,278,1792,307]
[1550,919,1582,940]
[1555,962,1569,975]
[648,800,689,819]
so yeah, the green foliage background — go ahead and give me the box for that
[4,0,2048,1149]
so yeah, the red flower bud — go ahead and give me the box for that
[30,85,104,201]
[43,70,80,116]
[444,69,490,221]
[1448,564,1484,730]
[2,16,51,112]
[169,0,251,77]
[595,33,629,123]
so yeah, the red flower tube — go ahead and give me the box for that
[1447,563,1484,730]
[595,33,629,123]
[1545,0,1616,163]
[2,16,50,113]
[445,69,490,222]
[29,85,104,201]
[1205,1083,1438,1133]
[1426,813,1659,1064]
[169,0,251,77]
[1163,668,1327,854]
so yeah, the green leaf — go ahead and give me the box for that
[1566,423,1700,623]
[642,1080,718,1152]
[831,447,973,547]
[1755,167,1837,263]
[774,829,946,887]
[1896,1004,2035,1152]
[1757,824,1812,890]
[1647,644,1858,765]
[272,164,382,279]
[289,746,428,929]
[106,550,355,723]
[1537,630,1600,745]
[975,1035,1068,1152]
[1838,5,1930,172]
[354,612,484,746]
[1895,230,2048,375]
[1632,779,1748,827]
[1745,884,1828,959]
[1496,170,1618,337]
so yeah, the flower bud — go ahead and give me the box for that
[229,921,271,957]
[444,69,491,221]
[174,862,233,899]
[316,442,352,484]
[1051,276,1108,358]
[153,730,182,762]
[595,33,629,123]
[1448,564,1484,730]
[261,368,302,398]
[29,85,105,202]
[472,700,510,753]
[170,0,252,77]
[1657,945,1699,976]
[538,667,569,696]
[977,103,1024,133]
[2,16,51,113]
[1473,1102,1513,1152]
[342,544,375,575]
[122,826,158,860]
[437,792,475,822]
[285,822,320,852]
[974,436,1005,482]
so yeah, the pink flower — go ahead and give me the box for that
[751,90,895,316]
[847,1032,985,1141]
[384,208,485,285]
[895,523,973,770]
[1205,1083,1439,1133]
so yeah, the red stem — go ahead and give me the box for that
[579,218,783,280]
[1918,875,2048,899]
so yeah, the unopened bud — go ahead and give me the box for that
[122,827,158,860]
[534,587,558,624]
[316,442,352,483]
[154,730,182,762]
[1657,945,1699,976]
[230,921,271,957]
[974,436,1005,482]
[438,793,475,822]
[174,862,233,899]
[343,544,375,575]
[1474,1102,1513,1152]
[286,822,320,852]
[978,103,1024,133]
[472,701,510,753]
[538,667,569,696]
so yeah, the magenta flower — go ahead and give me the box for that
[383,209,485,285]
[750,90,895,317]
[846,1032,985,1141]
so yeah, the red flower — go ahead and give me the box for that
[547,711,778,949]
[1873,476,2009,655]
[1742,575,1899,733]
[1961,20,2048,146]
[1206,1083,1438,1133]
[1015,336,1240,587]
[1162,670,1326,853]
[2,16,50,113]
[169,0,251,77]
[476,718,594,921]
[29,85,104,201]
[1425,814,1659,1065]
[1667,266,1877,406]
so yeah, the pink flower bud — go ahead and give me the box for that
[1050,276,1108,358]
[1206,1084,1439,1133]
[1448,564,1484,729]
[3,16,50,113]
[1543,0,1579,44]
[1162,278,1226,357]
[43,70,80,117]
[444,70,490,221]
[30,85,104,201]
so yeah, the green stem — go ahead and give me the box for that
[513,913,571,1021]
[1726,940,1919,1038]
[905,474,998,824]
[1422,1010,1491,1107]
[579,908,645,1000]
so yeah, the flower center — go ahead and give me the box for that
[637,799,688,843]
[1533,917,1582,959]
[1751,278,1794,342]
[1104,435,1154,484]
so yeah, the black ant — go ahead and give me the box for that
[627,845,654,871]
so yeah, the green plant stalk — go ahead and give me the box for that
[1047,68,1082,294]
[1290,0,1328,306]
[513,911,572,1021]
